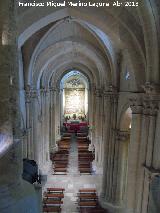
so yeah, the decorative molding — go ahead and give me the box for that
[143,165,160,182]
[103,85,118,101]
[25,85,38,102]
[142,99,159,116]
[142,82,160,95]
[129,96,143,114]
[116,130,130,141]
[94,88,103,97]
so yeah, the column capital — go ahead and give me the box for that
[94,88,103,97]
[40,87,50,96]
[142,82,160,95]
[116,130,130,142]
[103,85,118,99]
[25,85,38,102]
[129,96,143,114]
[143,164,160,183]
[142,99,159,116]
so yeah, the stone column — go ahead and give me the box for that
[125,96,143,213]
[25,86,34,159]
[94,88,102,166]
[100,86,118,210]
[114,131,130,206]
[107,92,118,202]
[101,92,112,198]
[140,86,159,213]
[49,88,57,152]
[55,88,61,141]
[42,89,51,173]
[135,99,157,213]
[32,89,42,166]
[88,84,95,145]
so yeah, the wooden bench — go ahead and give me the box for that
[78,193,97,199]
[53,160,68,165]
[78,153,93,156]
[78,201,97,207]
[54,164,68,168]
[47,188,65,193]
[78,156,94,159]
[44,193,64,199]
[79,169,92,174]
[43,200,63,205]
[79,189,96,193]
[78,147,89,150]
[78,150,92,153]
[54,168,67,173]
[61,137,71,140]
[53,157,68,161]
[78,165,91,168]
[78,159,92,163]
[43,206,61,212]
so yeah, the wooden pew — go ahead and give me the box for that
[79,189,96,193]
[53,156,68,161]
[78,193,97,200]
[79,168,92,174]
[53,160,68,165]
[44,193,64,199]
[43,200,63,205]
[54,168,67,173]
[78,201,97,207]
[47,188,65,193]
[43,206,61,212]
[54,164,68,168]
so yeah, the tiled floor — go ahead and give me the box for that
[43,135,103,213]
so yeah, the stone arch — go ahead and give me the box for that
[18,6,147,89]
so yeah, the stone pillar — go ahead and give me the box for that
[101,92,112,198]
[114,131,130,206]
[49,88,57,152]
[107,92,118,202]
[31,89,42,166]
[100,86,118,211]
[125,96,143,213]
[42,89,51,173]
[25,86,34,159]
[140,84,159,213]
[55,88,61,141]
[88,84,95,144]
[94,88,102,166]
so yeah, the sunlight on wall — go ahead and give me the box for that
[0,133,12,156]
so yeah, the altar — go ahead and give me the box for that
[63,121,88,132]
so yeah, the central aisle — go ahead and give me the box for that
[44,134,103,213]
[68,134,79,175]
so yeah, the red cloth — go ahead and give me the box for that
[63,122,88,131]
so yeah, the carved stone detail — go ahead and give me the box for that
[129,97,143,114]
[25,85,39,103]
[142,99,159,116]
[142,82,160,95]
[95,88,102,97]
[116,130,130,141]
[144,165,160,183]
[103,85,118,102]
